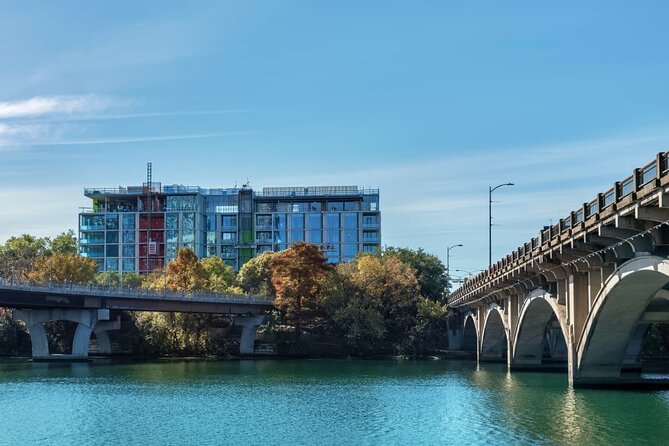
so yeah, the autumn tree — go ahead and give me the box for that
[383,247,448,301]
[144,247,206,292]
[237,251,277,296]
[269,243,330,339]
[28,253,98,285]
[321,253,423,354]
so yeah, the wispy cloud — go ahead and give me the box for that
[0,95,115,119]
[0,94,252,149]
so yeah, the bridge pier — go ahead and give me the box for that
[13,308,112,359]
[234,315,265,355]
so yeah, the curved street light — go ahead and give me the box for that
[446,244,463,290]
[489,183,514,267]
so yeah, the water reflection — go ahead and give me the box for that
[0,359,667,445]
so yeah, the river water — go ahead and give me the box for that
[0,359,667,445]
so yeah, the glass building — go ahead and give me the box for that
[79,183,381,273]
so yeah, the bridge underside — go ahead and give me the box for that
[447,256,669,388]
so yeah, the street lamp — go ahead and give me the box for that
[446,244,463,289]
[489,183,514,267]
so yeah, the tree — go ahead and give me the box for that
[28,253,98,285]
[121,272,144,288]
[200,256,237,293]
[50,230,78,255]
[0,234,50,280]
[237,251,277,296]
[269,243,330,339]
[320,262,386,353]
[94,271,121,287]
[144,247,206,292]
[383,247,448,301]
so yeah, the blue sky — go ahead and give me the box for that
[1,1,669,277]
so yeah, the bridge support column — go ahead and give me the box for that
[13,308,110,359]
[234,315,265,355]
[567,272,589,384]
[92,317,122,355]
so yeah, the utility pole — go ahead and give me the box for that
[489,183,514,267]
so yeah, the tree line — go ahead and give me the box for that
[0,231,451,357]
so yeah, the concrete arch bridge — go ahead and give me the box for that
[447,152,669,387]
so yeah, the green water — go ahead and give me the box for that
[0,359,667,445]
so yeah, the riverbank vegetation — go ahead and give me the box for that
[0,231,451,357]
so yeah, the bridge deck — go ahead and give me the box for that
[0,282,273,315]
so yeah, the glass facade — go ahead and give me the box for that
[80,184,380,273]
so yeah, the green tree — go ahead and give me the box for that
[269,243,330,339]
[95,271,121,287]
[201,256,237,293]
[383,247,448,301]
[121,272,144,288]
[50,230,78,255]
[0,234,50,280]
[320,262,386,354]
[237,251,277,296]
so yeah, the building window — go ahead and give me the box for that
[105,259,118,271]
[206,245,217,257]
[122,214,135,229]
[274,232,286,244]
[308,213,322,229]
[326,230,340,243]
[166,213,179,229]
[106,231,119,243]
[222,232,237,243]
[256,215,272,230]
[80,231,104,244]
[291,213,304,229]
[207,231,216,244]
[290,230,304,243]
[183,213,195,230]
[81,215,104,230]
[274,214,287,230]
[122,244,134,257]
[105,214,119,230]
[326,213,340,229]
[328,202,344,211]
[307,230,322,244]
[122,258,135,272]
[166,244,177,260]
[363,231,379,242]
[167,195,197,211]
[182,231,195,243]
[344,230,358,243]
[343,212,358,229]
[257,232,272,243]
[221,246,236,257]
[106,245,119,257]
[206,214,217,231]
[222,216,237,228]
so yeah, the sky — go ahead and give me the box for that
[1,1,669,279]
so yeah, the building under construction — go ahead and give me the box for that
[78,166,381,273]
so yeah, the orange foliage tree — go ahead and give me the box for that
[269,242,331,339]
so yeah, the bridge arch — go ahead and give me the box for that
[512,288,568,368]
[577,256,669,381]
[480,304,508,362]
[462,313,478,352]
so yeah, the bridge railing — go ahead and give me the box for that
[0,279,274,305]
[449,150,669,305]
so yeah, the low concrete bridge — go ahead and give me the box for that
[0,281,272,359]
[447,151,669,387]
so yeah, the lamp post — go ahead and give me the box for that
[489,183,514,267]
[446,244,463,290]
